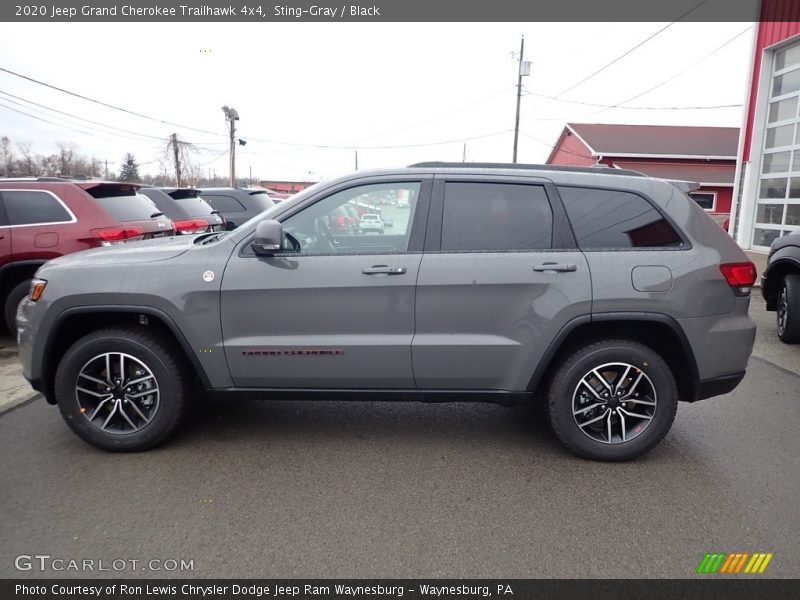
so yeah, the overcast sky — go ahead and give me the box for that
[0,21,752,182]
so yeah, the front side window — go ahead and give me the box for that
[441,182,553,251]
[559,186,683,249]
[2,190,72,225]
[280,182,420,254]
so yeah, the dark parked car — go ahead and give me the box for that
[762,231,800,343]
[1,178,174,333]
[139,187,225,234]
[18,163,756,460]
[196,187,276,230]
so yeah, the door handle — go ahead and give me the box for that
[362,265,407,275]
[533,263,577,273]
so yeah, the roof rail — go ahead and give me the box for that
[407,161,646,177]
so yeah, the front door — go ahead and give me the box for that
[221,178,431,388]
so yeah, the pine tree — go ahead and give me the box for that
[118,153,140,182]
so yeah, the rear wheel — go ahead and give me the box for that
[54,328,188,451]
[547,339,678,461]
[777,274,800,344]
[4,280,31,334]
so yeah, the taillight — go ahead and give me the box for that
[719,262,757,296]
[91,226,145,246]
[174,219,209,234]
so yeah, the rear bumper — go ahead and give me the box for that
[696,371,746,401]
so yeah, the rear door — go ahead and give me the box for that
[412,175,592,391]
[221,176,432,388]
[1,189,77,263]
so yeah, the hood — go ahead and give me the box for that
[45,235,196,269]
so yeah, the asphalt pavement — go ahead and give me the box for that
[0,295,798,579]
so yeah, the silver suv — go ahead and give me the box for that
[16,163,757,460]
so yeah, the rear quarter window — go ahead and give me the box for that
[1,190,73,225]
[558,186,683,249]
[202,194,246,213]
[90,193,160,222]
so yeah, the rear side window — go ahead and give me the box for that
[441,182,553,251]
[202,194,245,213]
[558,186,683,249]
[2,190,72,225]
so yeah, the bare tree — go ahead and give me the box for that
[1,136,14,177]
[17,142,36,176]
[56,141,76,176]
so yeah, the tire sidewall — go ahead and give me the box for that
[55,333,181,451]
[4,280,31,334]
[549,343,677,461]
[778,275,800,344]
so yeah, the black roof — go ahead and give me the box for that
[407,162,646,177]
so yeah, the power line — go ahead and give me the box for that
[335,86,515,145]
[554,0,711,98]
[0,65,228,138]
[0,100,163,150]
[242,129,513,151]
[580,25,752,117]
[0,89,168,143]
[518,130,594,160]
[524,89,741,111]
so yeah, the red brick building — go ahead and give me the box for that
[730,2,800,251]
[257,180,316,197]
[547,123,739,225]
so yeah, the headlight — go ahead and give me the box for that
[29,278,47,301]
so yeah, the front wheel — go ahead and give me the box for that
[777,274,800,344]
[547,339,678,461]
[54,328,188,451]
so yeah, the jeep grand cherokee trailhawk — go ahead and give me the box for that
[16,163,757,460]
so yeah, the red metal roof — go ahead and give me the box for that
[568,123,739,158]
[611,161,735,185]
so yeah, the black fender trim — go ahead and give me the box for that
[0,260,48,287]
[208,388,533,406]
[42,305,212,397]
[697,371,746,400]
[526,311,700,402]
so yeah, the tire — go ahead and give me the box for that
[547,339,678,461]
[4,280,31,334]
[777,274,800,344]
[54,328,188,451]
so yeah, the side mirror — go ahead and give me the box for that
[252,219,283,256]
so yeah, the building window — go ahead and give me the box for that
[754,39,800,249]
[689,191,717,211]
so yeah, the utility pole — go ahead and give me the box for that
[512,35,531,163]
[462,143,467,162]
[222,106,239,186]
[171,133,182,186]
[354,150,359,171]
